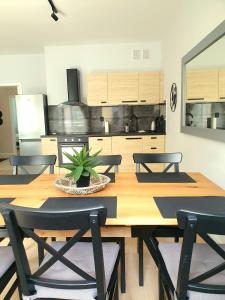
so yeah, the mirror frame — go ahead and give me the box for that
[181,20,225,143]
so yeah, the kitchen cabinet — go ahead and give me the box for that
[86,73,108,106]
[219,69,225,101]
[159,72,165,103]
[138,72,160,104]
[186,69,218,102]
[107,72,139,105]
[89,136,112,172]
[142,135,165,171]
[112,136,143,172]
[41,137,60,174]
[86,71,164,106]
[88,137,112,154]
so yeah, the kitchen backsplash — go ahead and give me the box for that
[48,104,166,134]
[186,102,225,129]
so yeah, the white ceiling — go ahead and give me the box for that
[0,0,178,54]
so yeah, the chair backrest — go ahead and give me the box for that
[97,155,122,173]
[175,210,225,299]
[0,203,108,299]
[9,155,57,175]
[133,152,182,173]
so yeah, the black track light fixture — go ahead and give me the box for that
[48,0,59,21]
[51,12,58,21]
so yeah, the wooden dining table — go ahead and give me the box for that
[0,172,225,238]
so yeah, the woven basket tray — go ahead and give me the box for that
[54,174,111,195]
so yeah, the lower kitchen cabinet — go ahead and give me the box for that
[112,136,143,172]
[89,137,112,172]
[142,136,165,171]
[41,137,60,174]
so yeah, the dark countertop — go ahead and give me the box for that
[41,131,166,138]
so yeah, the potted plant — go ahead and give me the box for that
[62,146,101,188]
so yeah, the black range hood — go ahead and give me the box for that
[63,68,83,105]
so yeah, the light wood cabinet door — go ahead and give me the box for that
[186,69,218,102]
[89,137,112,172]
[159,72,165,103]
[86,73,108,106]
[139,72,160,104]
[108,72,139,105]
[41,137,60,174]
[142,135,165,172]
[219,69,225,101]
[112,136,143,172]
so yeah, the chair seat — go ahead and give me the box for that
[0,246,14,278]
[159,242,225,300]
[33,242,120,300]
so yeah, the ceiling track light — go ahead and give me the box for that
[48,0,59,21]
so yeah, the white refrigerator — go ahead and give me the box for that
[12,94,49,155]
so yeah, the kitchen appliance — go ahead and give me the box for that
[12,94,49,155]
[185,112,193,127]
[155,115,166,133]
[58,135,88,165]
[129,113,138,132]
[62,68,82,106]
[150,120,156,131]
[104,121,109,133]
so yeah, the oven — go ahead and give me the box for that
[58,136,89,166]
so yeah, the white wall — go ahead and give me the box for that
[45,42,162,105]
[162,0,225,189]
[0,54,46,94]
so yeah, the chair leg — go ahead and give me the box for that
[158,270,165,300]
[174,236,179,243]
[113,277,119,300]
[119,238,126,293]
[138,237,144,286]
[38,243,44,265]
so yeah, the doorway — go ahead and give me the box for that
[0,85,20,159]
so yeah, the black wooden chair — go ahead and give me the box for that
[97,155,122,173]
[133,152,182,173]
[87,154,126,293]
[0,227,20,300]
[150,209,225,300]
[133,152,183,287]
[0,204,120,300]
[9,155,57,175]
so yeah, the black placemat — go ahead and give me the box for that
[100,173,115,183]
[136,172,196,183]
[0,198,15,204]
[40,196,117,218]
[0,175,39,185]
[154,196,225,218]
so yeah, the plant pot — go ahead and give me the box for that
[76,175,90,188]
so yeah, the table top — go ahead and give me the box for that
[0,172,224,227]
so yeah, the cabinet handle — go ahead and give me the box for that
[125,137,142,140]
[140,100,147,102]
[151,137,157,139]
[122,100,138,103]
[187,98,204,101]
[151,147,157,150]
[220,97,225,100]
[97,138,103,141]
[50,139,56,141]
[100,101,107,104]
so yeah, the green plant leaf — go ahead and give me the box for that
[82,170,90,177]
[72,165,84,181]
[63,152,79,165]
[85,166,99,178]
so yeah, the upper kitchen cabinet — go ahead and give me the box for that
[108,72,139,105]
[159,72,165,103]
[219,69,225,100]
[186,69,218,102]
[86,73,108,106]
[138,72,160,104]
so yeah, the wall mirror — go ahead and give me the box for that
[181,20,225,142]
